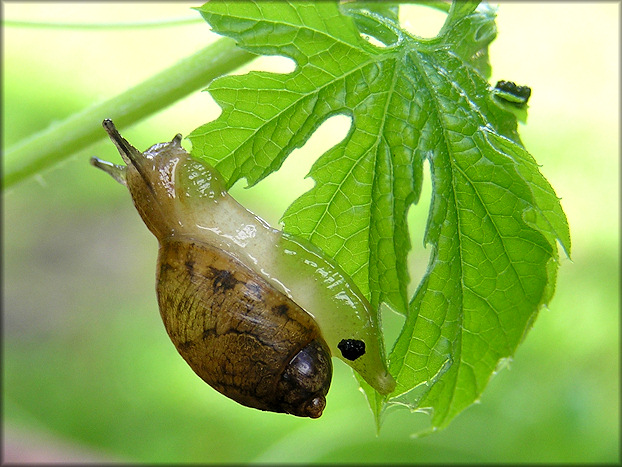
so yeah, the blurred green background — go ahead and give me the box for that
[2,2,619,463]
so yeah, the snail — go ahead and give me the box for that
[91,119,395,418]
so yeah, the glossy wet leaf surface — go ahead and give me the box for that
[189,0,570,430]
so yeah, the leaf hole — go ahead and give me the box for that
[381,301,405,353]
[406,159,433,299]
[399,4,447,39]
[360,33,388,48]
[229,114,352,227]
[229,54,296,76]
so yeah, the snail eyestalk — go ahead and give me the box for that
[101,119,143,168]
[90,157,127,186]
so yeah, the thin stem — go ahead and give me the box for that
[2,37,255,190]
[3,17,203,29]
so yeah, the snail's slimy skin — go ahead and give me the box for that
[91,120,395,400]
[176,159,395,395]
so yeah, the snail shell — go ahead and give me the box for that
[91,119,395,418]
[159,240,331,417]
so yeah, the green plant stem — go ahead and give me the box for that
[2,37,255,190]
[4,17,203,29]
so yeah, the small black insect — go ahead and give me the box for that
[493,80,532,108]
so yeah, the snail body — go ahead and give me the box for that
[91,120,395,418]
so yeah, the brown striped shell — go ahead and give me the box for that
[157,240,332,417]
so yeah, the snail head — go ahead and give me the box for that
[91,119,190,238]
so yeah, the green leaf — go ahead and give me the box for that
[439,1,497,79]
[189,0,570,430]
